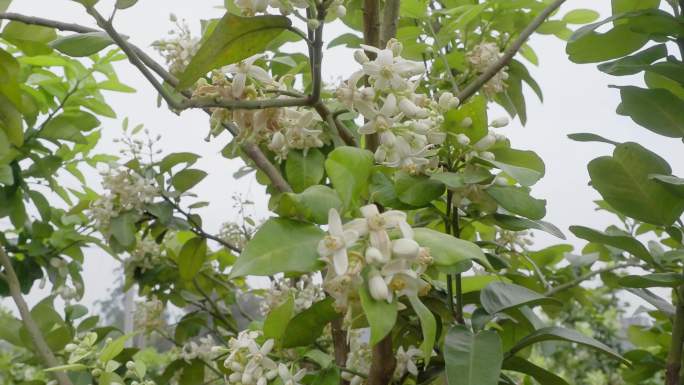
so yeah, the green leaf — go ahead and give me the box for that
[359,282,398,346]
[395,171,445,207]
[567,132,619,145]
[177,13,291,89]
[263,294,294,342]
[109,211,137,249]
[619,273,684,288]
[99,334,131,362]
[480,282,558,314]
[626,288,674,316]
[0,95,22,147]
[230,218,324,278]
[179,359,205,385]
[408,295,436,364]
[45,363,89,372]
[282,297,339,348]
[327,33,363,49]
[444,325,502,385]
[171,169,207,193]
[0,164,13,185]
[41,111,100,143]
[570,225,653,263]
[311,367,340,385]
[508,326,627,364]
[178,237,207,281]
[597,44,667,76]
[563,9,600,24]
[587,142,684,225]
[413,228,490,269]
[443,95,488,142]
[2,21,57,56]
[400,0,428,18]
[615,86,684,138]
[567,24,648,64]
[485,185,546,220]
[277,185,343,224]
[650,174,684,197]
[325,146,374,210]
[490,214,565,239]
[159,152,201,173]
[115,0,138,8]
[285,149,325,193]
[612,0,660,14]
[502,356,570,385]
[50,32,114,57]
[486,148,545,187]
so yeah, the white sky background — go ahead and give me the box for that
[3,0,684,312]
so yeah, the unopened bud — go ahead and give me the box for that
[456,134,470,146]
[460,117,473,128]
[307,19,320,30]
[335,5,346,17]
[354,50,369,65]
[490,116,509,128]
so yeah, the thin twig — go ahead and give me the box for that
[545,262,642,296]
[456,0,566,103]
[0,246,74,385]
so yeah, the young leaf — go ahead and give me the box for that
[171,169,207,193]
[285,149,325,193]
[325,146,374,210]
[408,295,436,364]
[502,356,570,385]
[99,334,132,362]
[230,218,324,278]
[485,185,546,220]
[263,294,294,342]
[177,13,291,89]
[50,32,114,57]
[413,228,490,268]
[444,325,502,385]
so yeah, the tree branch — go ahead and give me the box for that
[362,0,381,152]
[380,0,400,47]
[367,335,396,385]
[456,0,566,103]
[545,262,641,297]
[0,246,74,385]
[667,284,684,385]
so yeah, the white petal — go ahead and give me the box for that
[328,208,343,236]
[232,73,246,98]
[382,210,407,228]
[332,248,348,275]
[360,204,380,218]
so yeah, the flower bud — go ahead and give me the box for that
[428,131,446,145]
[354,50,369,65]
[387,38,403,56]
[126,361,136,370]
[169,13,178,22]
[490,116,509,128]
[456,134,470,146]
[460,117,473,128]
[438,92,459,110]
[474,133,496,150]
[307,19,320,29]
[494,176,508,186]
[480,151,495,161]
[64,343,78,352]
[269,131,285,150]
[365,246,386,264]
[392,238,420,259]
[368,271,389,302]
[335,5,347,17]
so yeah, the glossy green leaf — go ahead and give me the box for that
[587,142,684,225]
[50,32,114,57]
[597,45,667,76]
[179,359,204,385]
[2,21,57,56]
[413,227,490,268]
[178,237,207,281]
[650,174,684,197]
[177,13,290,89]
[443,94,488,142]
[615,86,684,138]
[570,225,653,263]
[159,152,201,173]
[490,213,565,239]
[480,282,557,314]
[563,9,600,24]
[285,149,325,193]
[485,185,546,220]
[99,334,131,362]
[230,218,324,278]
[395,171,445,206]
[325,146,374,210]
[567,24,648,64]
[619,273,684,288]
[444,325,502,385]
[359,282,398,346]
[277,185,343,224]
[567,132,619,145]
[171,169,207,193]
[408,295,436,364]
[109,211,137,249]
[486,148,545,187]
[502,356,570,385]
[282,297,339,348]
[263,294,294,342]
[115,0,138,8]
[41,111,100,143]
[508,327,627,364]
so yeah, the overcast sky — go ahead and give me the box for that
[4,0,683,312]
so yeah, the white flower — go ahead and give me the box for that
[394,346,422,379]
[222,53,273,98]
[398,97,429,118]
[360,44,424,91]
[318,209,360,275]
[438,92,460,110]
[354,50,370,65]
[358,94,401,134]
[278,364,306,385]
[234,0,268,15]
[345,204,407,259]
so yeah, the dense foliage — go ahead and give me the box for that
[1,0,684,385]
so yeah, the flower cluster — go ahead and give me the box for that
[234,0,346,21]
[318,204,431,312]
[152,14,199,76]
[89,167,157,231]
[218,330,304,385]
[180,335,216,363]
[337,40,457,174]
[126,236,165,274]
[133,295,166,332]
[48,257,81,301]
[64,332,99,364]
[192,57,327,157]
[259,274,326,315]
[466,42,508,97]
